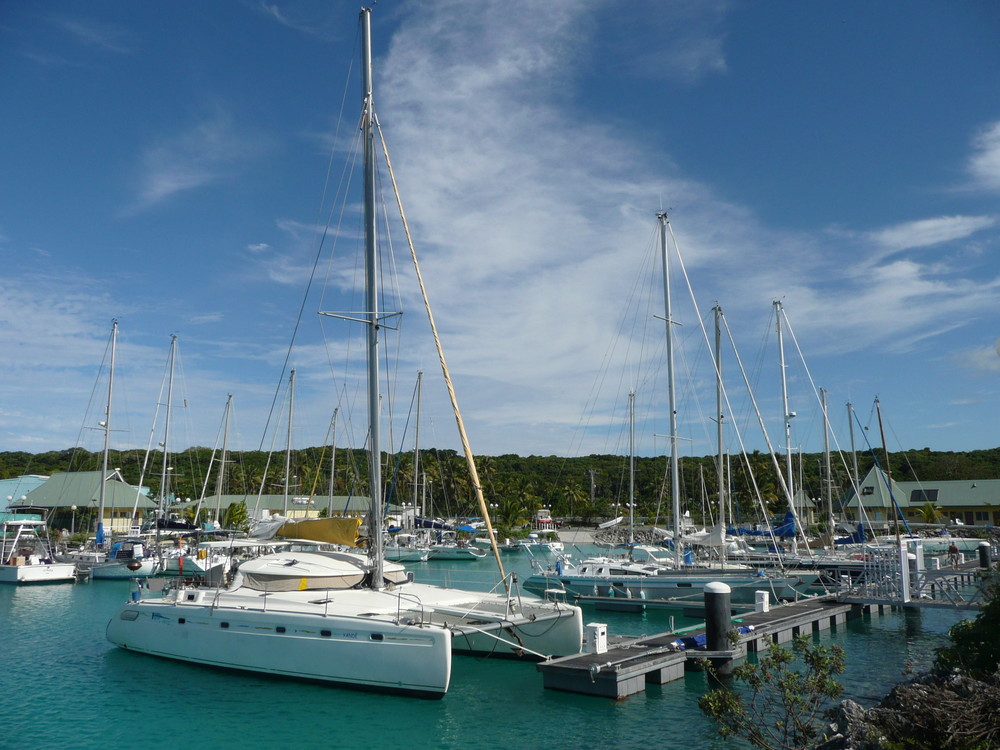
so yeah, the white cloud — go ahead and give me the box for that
[969,120,1000,191]
[957,342,1000,374]
[340,1,1000,455]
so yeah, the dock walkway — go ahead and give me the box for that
[537,595,885,699]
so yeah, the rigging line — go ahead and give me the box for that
[720,312,803,564]
[665,224,782,548]
[776,307,874,519]
[851,404,911,536]
[71,324,116,473]
[192,396,228,523]
[374,113,508,589]
[256,35,360,456]
[568,223,660,458]
[381,375,419,517]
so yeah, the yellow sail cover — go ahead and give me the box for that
[276,517,362,547]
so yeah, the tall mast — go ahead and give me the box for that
[774,301,795,531]
[847,401,859,484]
[327,407,339,518]
[360,7,384,587]
[283,368,295,516]
[847,401,860,523]
[214,394,232,524]
[713,304,726,567]
[658,212,681,567]
[628,390,635,547]
[875,397,899,543]
[96,320,117,549]
[821,387,833,541]
[159,334,177,527]
[412,371,423,526]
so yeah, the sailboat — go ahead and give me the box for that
[57,322,160,579]
[106,8,582,698]
[523,214,813,605]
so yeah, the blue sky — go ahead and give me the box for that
[1,1,998,467]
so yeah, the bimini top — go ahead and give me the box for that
[237,550,408,592]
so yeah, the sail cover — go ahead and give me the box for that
[276,517,362,547]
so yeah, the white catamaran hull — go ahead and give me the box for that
[106,578,582,697]
[106,594,453,697]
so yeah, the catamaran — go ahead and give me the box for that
[106,8,582,697]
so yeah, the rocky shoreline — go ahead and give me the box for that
[817,669,1000,749]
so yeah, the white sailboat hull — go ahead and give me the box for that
[90,558,161,579]
[524,569,810,603]
[427,545,487,560]
[384,547,430,562]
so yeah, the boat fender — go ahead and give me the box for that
[555,560,563,575]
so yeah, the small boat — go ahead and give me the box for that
[427,542,488,560]
[0,518,77,584]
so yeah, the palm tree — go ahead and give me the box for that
[917,501,942,524]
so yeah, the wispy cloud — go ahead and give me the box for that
[51,15,134,54]
[868,215,997,253]
[129,107,264,212]
[607,0,730,85]
[255,2,339,40]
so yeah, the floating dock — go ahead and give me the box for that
[537,595,888,699]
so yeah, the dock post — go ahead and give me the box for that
[979,541,991,570]
[705,582,734,677]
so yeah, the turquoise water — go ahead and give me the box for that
[0,550,971,750]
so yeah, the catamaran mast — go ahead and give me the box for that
[360,7,384,587]
[658,212,681,568]
[96,321,117,550]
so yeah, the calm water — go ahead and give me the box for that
[0,548,971,750]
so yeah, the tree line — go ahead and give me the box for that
[3,445,999,525]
